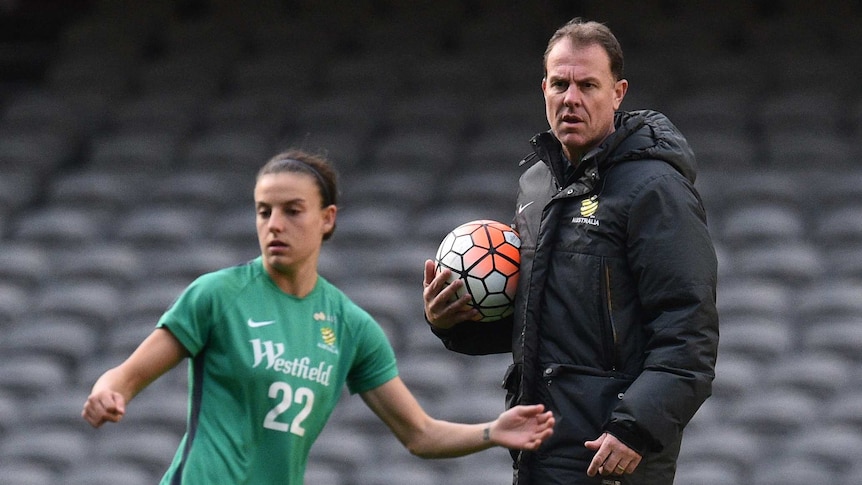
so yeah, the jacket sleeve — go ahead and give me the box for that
[606,171,719,453]
[427,315,514,355]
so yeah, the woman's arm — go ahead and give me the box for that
[82,328,189,427]
[360,376,553,459]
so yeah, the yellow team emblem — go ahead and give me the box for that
[321,327,336,346]
[580,196,599,217]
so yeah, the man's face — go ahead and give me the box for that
[542,39,627,162]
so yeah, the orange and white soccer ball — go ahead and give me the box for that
[435,220,521,322]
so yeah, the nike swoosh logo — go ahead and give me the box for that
[247,318,276,328]
[518,201,535,214]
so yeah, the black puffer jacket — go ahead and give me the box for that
[433,110,719,484]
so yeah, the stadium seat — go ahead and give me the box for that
[323,53,408,96]
[730,387,819,437]
[229,54,317,100]
[439,167,520,211]
[303,464,346,485]
[822,244,862,280]
[802,317,862,362]
[369,129,458,173]
[115,206,211,247]
[763,351,853,398]
[471,91,547,135]
[716,277,793,320]
[181,130,275,171]
[678,423,761,473]
[717,203,805,248]
[0,463,56,485]
[45,171,150,211]
[796,279,862,322]
[0,281,30,325]
[465,127,539,168]
[86,131,181,172]
[717,315,794,363]
[816,204,862,247]
[121,386,189,432]
[56,12,151,58]
[758,91,843,137]
[437,388,508,424]
[46,51,133,99]
[825,389,862,431]
[93,427,183,475]
[0,243,50,288]
[0,355,69,397]
[728,242,823,284]
[140,243,243,281]
[1,316,99,367]
[673,459,745,485]
[449,460,515,485]
[136,53,226,98]
[752,457,838,485]
[64,463,155,485]
[292,93,384,143]
[53,243,142,287]
[201,93,290,139]
[355,461,442,485]
[147,169,250,212]
[382,92,472,137]
[0,426,91,471]
[683,130,761,170]
[109,92,203,136]
[396,353,465,404]
[710,354,759,401]
[765,130,853,168]
[341,170,437,213]
[0,90,85,135]
[0,172,39,212]
[276,128,370,174]
[0,391,16,432]
[307,426,378,473]
[104,320,160,356]
[783,425,862,471]
[339,279,418,334]
[11,206,109,246]
[332,204,412,247]
[124,279,193,322]
[24,386,90,430]
[0,131,77,176]
[33,281,123,325]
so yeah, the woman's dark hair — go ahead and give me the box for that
[258,149,339,240]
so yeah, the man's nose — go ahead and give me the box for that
[563,85,581,106]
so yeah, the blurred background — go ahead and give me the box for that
[0,1,861,484]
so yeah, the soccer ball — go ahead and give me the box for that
[434,220,521,322]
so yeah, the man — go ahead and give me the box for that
[423,18,718,484]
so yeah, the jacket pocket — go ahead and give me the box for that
[535,364,633,458]
[600,258,619,371]
[502,362,523,409]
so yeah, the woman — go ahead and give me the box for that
[82,149,554,484]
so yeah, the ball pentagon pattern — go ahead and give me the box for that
[434,220,521,322]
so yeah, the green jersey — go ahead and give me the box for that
[156,257,398,484]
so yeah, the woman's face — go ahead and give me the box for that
[254,171,336,277]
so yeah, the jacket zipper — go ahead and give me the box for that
[602,261,620,371]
